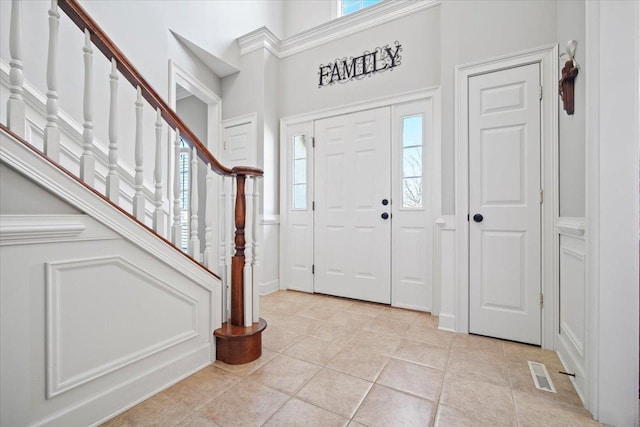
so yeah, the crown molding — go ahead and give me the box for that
[237,0,440,59]
[237,26,282,58]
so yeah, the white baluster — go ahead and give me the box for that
[80,29,95,185]
[7,0,25,138]
[244,177,253,327]
[252,176,261,323]
[106,58,119,202]
[133,86,145,221]
[44,0,60,161]
[153,108,166,235]
[219,175,228,321]
[189,147,200,260]
[204,165,214,268]
[172,129,182,247]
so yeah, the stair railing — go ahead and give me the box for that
[4,0,265,364]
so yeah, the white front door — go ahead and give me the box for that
[314,108,391,304]
[468,63,542,345]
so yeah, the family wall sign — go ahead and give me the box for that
[317,41,402,88]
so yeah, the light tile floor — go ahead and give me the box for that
[102,290,600,426]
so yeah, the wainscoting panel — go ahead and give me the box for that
[0,212,218,426]
[45,256,198,398]
[555,218,587,405]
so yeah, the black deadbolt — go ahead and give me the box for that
[473,213,484,223]
[382,199,389,206]
[381,212,389,220]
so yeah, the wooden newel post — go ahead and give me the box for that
[231,174,246,326]
[214,172,266,365]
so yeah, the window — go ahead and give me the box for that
[178,138,191,252]
[401,115,423,208]
[341,0,383,16]
[292,134,308,209]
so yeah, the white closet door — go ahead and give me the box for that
[468,63,542,345]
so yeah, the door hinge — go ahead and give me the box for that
[538,86,543,100]
[540,190,544,204]
[467,214,470,222]
[312,137,315,148]
[540,293,544,309]
[312,264,315,274]
[312,201,315,211]
[223,140,227,150]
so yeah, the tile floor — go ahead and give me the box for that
[102,290,600,426]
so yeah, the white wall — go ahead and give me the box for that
[0,163,80,215]
[557,0,586,217]
[278,6,440,118]
[264,51,281,216]
[283,0,334,38]
[78,0,285,97]
[440,0,558,214]
[177,95,208,143]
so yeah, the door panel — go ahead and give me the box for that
[469,63,541,345]
[390,100,433,311]
[224,122,254,167]
[284,124,314,293]
[314,108,391,304]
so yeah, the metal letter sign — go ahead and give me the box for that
[318,41,402,88]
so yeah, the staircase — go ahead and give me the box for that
[0,0,265,425]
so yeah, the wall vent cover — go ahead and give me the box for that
[528,361,557,393]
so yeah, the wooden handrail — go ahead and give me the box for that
[57,0,263,178]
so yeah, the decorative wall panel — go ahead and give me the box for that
[45,256,198,397]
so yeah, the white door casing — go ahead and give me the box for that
[455,45,558,348]
[468,63,542,345]
[314,107,392,304]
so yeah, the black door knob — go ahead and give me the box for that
[382,199,389,206]
[381,212,389,220]
[473,214,483,223]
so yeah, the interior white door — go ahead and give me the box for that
[314,108,391,304]
[223,121,255,168]
[468,63,542,345]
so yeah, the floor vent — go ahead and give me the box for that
[528,361,557,393]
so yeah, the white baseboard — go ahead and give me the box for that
[87,346,211,426]
[437,313,456,332]
[259,279,280,295]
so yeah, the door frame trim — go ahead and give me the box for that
[454,44,559,349]
[168,60,222,155]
